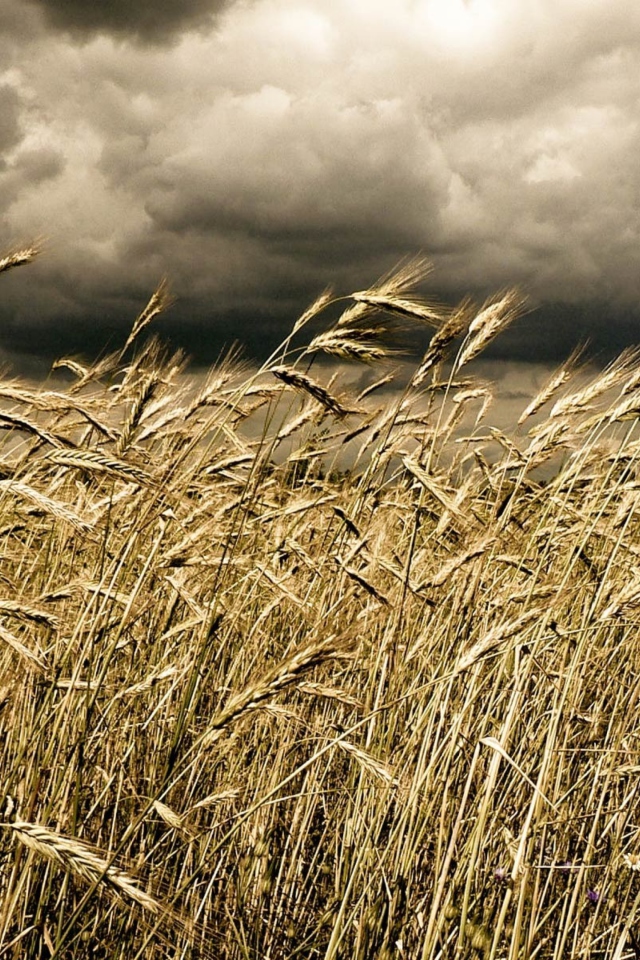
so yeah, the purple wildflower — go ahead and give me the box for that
[494,867,507,881]
[587,889,600,905]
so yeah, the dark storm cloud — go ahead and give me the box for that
[1,0,640,370]
[0,86,22,155]
[25,0,234,43]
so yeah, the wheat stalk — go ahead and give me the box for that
[517,345,585,424]
[0,244,40,275]
[336,739,399,787]
[7,820,161,914]
[292,287,334,333]
[0,411,66,448]
[200,636,352,748]
[121,279,174,355]
[0,480,93,533]
[457,290,527,368]
[0,598,58,628]
[306,328,391,363]
[550,348,640,419]
[298,681,362,708]
[452,608,542,676]
[49,449,155,487]
[0,624,47,672]
[350,293,443,327]
[271,366,352,418]
[411,304,471,386]
[425,536,495,588]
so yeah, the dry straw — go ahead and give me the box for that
[3,247,640,959]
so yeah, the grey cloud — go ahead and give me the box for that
[2,0,640,371]
[138,100,448,252]
[15,148,65,184]
[25,0,233,43]
[0,148,65,218]
[0,86,22,155]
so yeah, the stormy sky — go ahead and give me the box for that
[1,0,639,370]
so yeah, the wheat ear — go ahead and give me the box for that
[200,636,351,748]
[0,244,40,275]
[121,279,174,355]
[7,820,161,914]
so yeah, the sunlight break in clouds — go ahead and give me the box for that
[418,0,500,51]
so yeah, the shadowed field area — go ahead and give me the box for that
[2,250,640,959]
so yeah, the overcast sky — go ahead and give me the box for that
[0,0,639,369]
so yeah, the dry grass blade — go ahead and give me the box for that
[7,820,161,914]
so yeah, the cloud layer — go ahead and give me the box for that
[25,0,233,43]
[0,0,639,365]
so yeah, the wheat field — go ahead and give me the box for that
[1,249,640,959]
